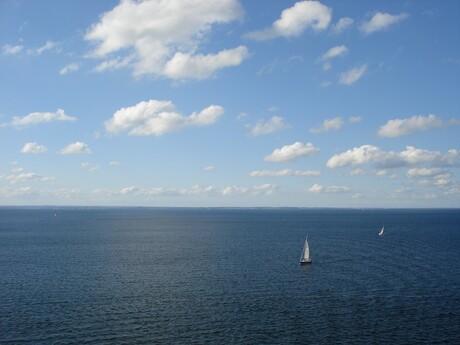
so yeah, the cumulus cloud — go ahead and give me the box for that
[360,12,408,35]
[250,169,320,177]
[327,145,459,169]
[85,0,248,79]
[60,63,79,75]
[338,64,368,85]
[264,142,319,162]
[332,17,354,34]
[163,46,249,80]
[105,99,224,136]
[245,0,331,41]
[21,142,47,154]
[307,183,351,193]
[378,114,460,138]
[248,116,289,136]
[310,117,344,134]
[3,44,24,55]
[8,109,76,127]
[59,142,91,155]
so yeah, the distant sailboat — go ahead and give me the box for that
[299,236,312,265]
[379,226,384,236]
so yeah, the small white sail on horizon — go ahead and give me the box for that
[300,236,312,264]
[379,226,384,236]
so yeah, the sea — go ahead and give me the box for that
[1,207,459,344]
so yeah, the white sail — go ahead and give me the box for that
[300,236,311,263]
[379,226,384,236]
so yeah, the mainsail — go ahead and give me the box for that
[300,236,310,262]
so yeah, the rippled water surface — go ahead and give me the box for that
[1,208,459,344]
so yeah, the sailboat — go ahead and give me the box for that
[299,236,312,265]
[379,226,384,236]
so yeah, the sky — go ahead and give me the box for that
[1,0,460,208]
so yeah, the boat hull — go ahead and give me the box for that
[300,260,312,265]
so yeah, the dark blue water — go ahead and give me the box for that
[1,208,459,344]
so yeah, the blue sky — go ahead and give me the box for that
[1,0,459,207]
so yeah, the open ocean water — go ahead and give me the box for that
[0,207,459,344]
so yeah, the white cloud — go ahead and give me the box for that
[59,142,91,155]
[1,170,54,184]
[81,162,100,172]
[360,12,409,35]
[245,0,331,41]
[310,117,343,133]
[350,168,366,176]
[109,161,121,166]
[35,40,58,55]
[442,149,460,167]
[9,109,76,127]
[339,64,368,85]
[407,168,444,177]
[105,99,224,136]
[250,169,320,177]
[320,45,348,61]
[264,142,319,162]
[85,0,247,79]
[332,17,354,34]
[325,145,390,168]
[399,146,440,165]
[120,186,138,195]
[307,183,323,193]
[113,184,274,198]
[222,184,277,196]
[327,145,458,169]
[204,166,215,172]
[248,116,289,136]
[348,116,362,123]
[60,63,79,75]
[2,44,23,55]
[21,142,47,154]
[378,114,460,138]
[319,45,348,70]
[307,183,351,193]
[93,56,132,73]
[163,46,249,80]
